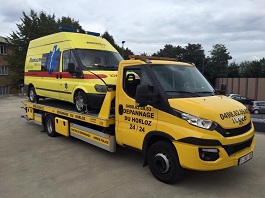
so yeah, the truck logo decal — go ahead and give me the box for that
[232,115,247,124]
[47,45,60,75]
[220,108,248,120]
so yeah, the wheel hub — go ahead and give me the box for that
[47,119,53,133]
[154,153,170,174]
[29,90,34,101]
[76,95,84,111]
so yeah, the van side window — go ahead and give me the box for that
[62,50,78,72]
[41,52,60,72]
[41,54,48,71]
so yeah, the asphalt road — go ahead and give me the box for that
[0,96,265,198]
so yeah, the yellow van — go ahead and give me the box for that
[24,27,123,112]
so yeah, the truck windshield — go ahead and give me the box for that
[76,49,123,71]
[150,64,215,98]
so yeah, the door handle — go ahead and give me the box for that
[118,104,123,115]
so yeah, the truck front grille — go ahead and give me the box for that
[223,137,253,156]
[215,122,252,137]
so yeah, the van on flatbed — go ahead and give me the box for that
[22,55,255,184]
[24,27,123,112]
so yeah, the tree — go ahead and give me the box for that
[102,31,133,59]
[205,44,232,85]
[182,43,205,72]
[240,59,265,77]
[153,44,184,60]
[102,31,116,48]
[227,62,240,77]
[4,9,81,88]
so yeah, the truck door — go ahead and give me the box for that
[116,66,158,150]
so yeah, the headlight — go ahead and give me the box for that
[94,84,107,92]
[180,113,216,130]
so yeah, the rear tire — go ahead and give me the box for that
[74,90,90,113]
[45,114,57,137]
[29,87,39,103]
[147,141,184,184]
[253,109,260,114]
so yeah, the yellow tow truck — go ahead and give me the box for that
[22,55,255,184]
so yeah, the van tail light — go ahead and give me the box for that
[250,106,254,109]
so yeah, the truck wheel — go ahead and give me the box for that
[45,114,57,137]
[253,110,259,114]
[147,141,184,184]
[29,87,39,103]
[75,90,90,113]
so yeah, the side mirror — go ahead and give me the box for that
[135,84,149,107]
[68,63,75,74]
[215,83,226,95]
[220,83,226,95]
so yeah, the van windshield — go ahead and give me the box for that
[76,49,123,71]
[150,64,215,98]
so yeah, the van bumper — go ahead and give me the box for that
[173,135,256,171]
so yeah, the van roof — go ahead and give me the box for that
[28,32,118,52]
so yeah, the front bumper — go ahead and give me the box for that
[86,93,106,109]
[173,135,256,171]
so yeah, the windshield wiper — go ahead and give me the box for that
[165,91,201,97]
[92,64,118,71]
[105,65,118,71]
[195,91,215,96]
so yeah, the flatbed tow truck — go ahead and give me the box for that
[22,56,255,184]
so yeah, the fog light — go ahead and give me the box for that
[199,148,220,161]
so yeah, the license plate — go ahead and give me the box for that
[238,152,253,166]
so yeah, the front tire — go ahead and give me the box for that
[147,141,184,184]
[75,90,90,113]
[29,87,39,103]
[45,114,57,137]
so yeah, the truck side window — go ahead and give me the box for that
[62,50,78,72]
[141,70,153,86]
[123,68,152,99]
[124,68,140,98]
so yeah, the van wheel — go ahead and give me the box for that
[147,141,184,184]
[45,114,57,137]
[29,87,39,103]
[253,110,260,114]
[75,90,90,113]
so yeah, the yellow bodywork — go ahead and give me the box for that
[23,56,256,172]
[24,31,119,104]
[115,58,255,171]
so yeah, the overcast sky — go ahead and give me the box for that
[0,0,264,63]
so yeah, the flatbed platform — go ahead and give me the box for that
[22,98,115,127]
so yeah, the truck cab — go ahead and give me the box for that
[115,55,255,183]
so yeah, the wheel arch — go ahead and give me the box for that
[142,131,176,167]
[72,86,89,103]
[27,83,34,97]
